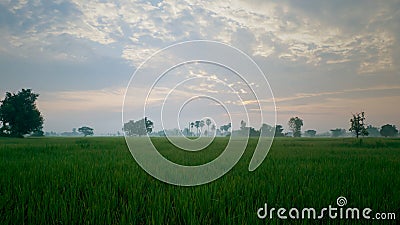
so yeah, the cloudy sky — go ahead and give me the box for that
[1,0,399,134]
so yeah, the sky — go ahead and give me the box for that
[0,0,399,134]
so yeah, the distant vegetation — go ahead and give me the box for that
[380,124,398,137]
[123,117,153,136]
[141,113,398,138]
[304,129,316,137]
[78,126,94,137]
[0,90,398,138]
[330,128,346,137]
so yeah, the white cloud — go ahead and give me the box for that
[38,87,126,113]
[274,85,400,103]
[1,0,397,72]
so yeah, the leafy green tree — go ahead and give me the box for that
[30,130,44,137]
[144,117,153,134]
[260,123,274,136]
[366,125,381,137]
[0,89,44,137]
[124,120,135,136]
[274,125,284,137]
[78,126,94,137]
[330,128,346,137]
[349,112,368,138]
[123,117,153,136]
[380,124,398,137]
[219,125,225,134]
[219,123,231,136]
[249,127,260,137]
[304,130,316,137]
[288,117,303,137]
[227,123,231,133]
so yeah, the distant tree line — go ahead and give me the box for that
[136,113,399,139]
[1,89,398,139]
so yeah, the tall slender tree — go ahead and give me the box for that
[199,120,205,136]
[205,118,212,136]
[190,122,194,136]
[211,124,216,136]
[195,121,200,136]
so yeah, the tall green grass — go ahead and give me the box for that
[0,137,399,224]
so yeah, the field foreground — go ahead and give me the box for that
[1,137,399,224]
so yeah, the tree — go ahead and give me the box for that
[249,127,260,137]
[219,123,231,136]
[78,126,94,137]
[227,123,231,133]
[30,130,44,137]
[144,117,154,134]
[330,128,346,137]
[124,120,134,136]
[274,125,284,137]
[239,120,248,136]
[349,112,368,138]
[183,127,190,136]
[304,130,316,137]
[288,117,303,137]
[157,130,166,136]
[123,117,154,136]
[240,120,246,130]
[0,89,44,137]
[190,122,194,136]
[366,125,381,137]
[220,125,226,134]
[205,119,212,136]
[260,123,274,136]
[199,120,205,135]
[194,120,200,136]
[211,124,216,135]
[380,124,398,137]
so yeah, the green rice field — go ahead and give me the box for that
[1,137,399,224]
